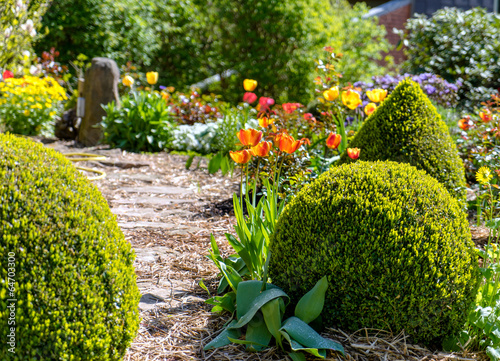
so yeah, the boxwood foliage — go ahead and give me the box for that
[338,79,466,204]
[269,161,479,346]
[0,133,140,360]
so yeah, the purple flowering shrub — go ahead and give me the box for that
[354,73,461,109]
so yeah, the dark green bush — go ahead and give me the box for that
[35,0,210,88]
[338,79,466,204]
[269,160,479,346]
[402,7,500,109]
[0,133,140,360]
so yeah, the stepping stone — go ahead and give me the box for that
[106,173,159,183]
[112,196,195,206]
[111,206,194,218]
[119,221,202,234]
[121,186,190,194]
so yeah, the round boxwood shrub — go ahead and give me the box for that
[269,160,479,346]
[0,133,140,360]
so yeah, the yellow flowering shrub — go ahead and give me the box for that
[0,75,67,135]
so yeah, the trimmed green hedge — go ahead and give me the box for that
[339,79,466,204]
[269,161,479,346]
[0,133,140,360]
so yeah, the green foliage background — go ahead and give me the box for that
[35,0,391,104]
[403,7,500,109]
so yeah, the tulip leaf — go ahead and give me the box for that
[295,275,328,324]
[227,337,268,348]
[261,298,283,349]
[237,281,265,320]
[280,317,344,355]
[208,152,222,174]
[245,312,273,351]
[204,320,241,350]
[288,352,307,361]
[219,262,242,293]
[205,292,236,313]
[231,288,289,329]
[280,330,326,359]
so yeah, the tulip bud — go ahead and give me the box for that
[146,71,158,85]
[243,79,258,92]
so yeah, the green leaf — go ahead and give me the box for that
[231,287,289,329]
[199,279,210,296]
[237,280,265,320]
[281,331,326,358]
[487,346,500,361]
[295,275,328,324]
[227,337,268,348]
[185,154,195,170]
[219,262,242,293]
[261,298,283,349]
[204,320,242,350]
[245,312,273,351]
[205,292,236,313]
[280,317,344,355]
[208,152,222,174]
[288,352,307,361]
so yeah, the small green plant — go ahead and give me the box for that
[204,277,344,360]
[102,90,175,152]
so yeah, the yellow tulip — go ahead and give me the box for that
[364,102,377,116]
[146,71,159,85]
[243,79,258,92]
[342,89,362,110]
[122,75,134,87]
[323,86,339,101]
[366,89,387,103]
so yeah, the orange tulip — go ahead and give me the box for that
[366,89,387,103]
[364,102,377,116]
[237,128,263,146]
[251,141,272,157]
[347,148,360,160]
[230,149,252,164]
[323,86,339,101]
[276,133,302,154]
[326,133,342,150]
[480,110,492,123]
[259,116,274,128]
[458,117,472,131]
[342,89,362,110]
[243,79,258,92]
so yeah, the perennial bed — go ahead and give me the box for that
[39,139,488,361]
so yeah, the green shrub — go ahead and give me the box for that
[402,7,500,109]
[338,79,467,204]
[0,133,140,360]
[102,90,176,152]
[269,160,479,346]
[35,0,210,89]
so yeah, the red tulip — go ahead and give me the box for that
[3,70,13,79]
[326,133,342,150]
[243,92,257,104]
[347,148,360,160]
[282,102,302,114]
[259,97,275,112]
[230,149,252,164]
[237,128,263,146]
[480,110,492,123]
[458,117,472,131]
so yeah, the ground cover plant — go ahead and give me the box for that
[0,133,140,360]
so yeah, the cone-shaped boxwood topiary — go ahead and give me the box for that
[269,161,479,346]
[338,79,466,204]
[0,133,140,360]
